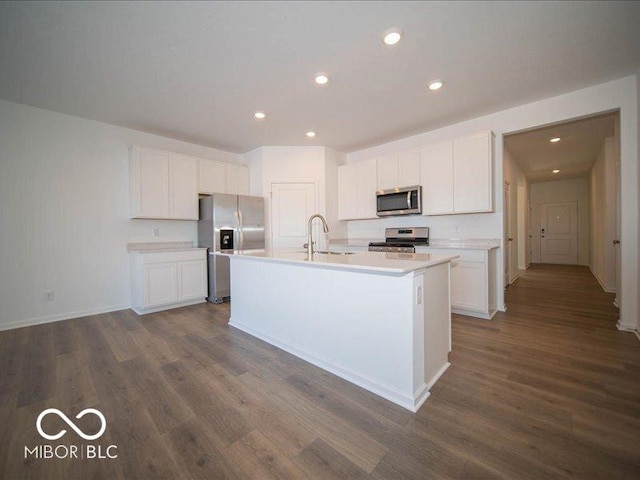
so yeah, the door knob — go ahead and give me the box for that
[508,238,513,242]
[613,239,620,245]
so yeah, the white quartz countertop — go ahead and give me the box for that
[424,239,500,250]
[127,241,206,253]
[220,249,457,275]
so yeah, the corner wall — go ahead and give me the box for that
[0,99,241,330]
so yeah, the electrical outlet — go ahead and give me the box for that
[153,228,160,237]
[45,291,54,301]
[454,225,460,234]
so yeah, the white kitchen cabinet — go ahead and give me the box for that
[130,147,198,220]
[420,141,454,215]
[169,154,198,219]
[377,149,420,190]
[377,154,399,190]
[130,147,170,218]
[227,164,250,195]
[338,159,378,220]
[454,131,493,213]
[131,249,207,314]
[198,158,227,194]
[417,246,497,319]
[419,132,493,216]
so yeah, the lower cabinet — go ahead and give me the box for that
[418,247,498,319]
[131,249,207,314]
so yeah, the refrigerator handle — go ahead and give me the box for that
[237,210,244,251]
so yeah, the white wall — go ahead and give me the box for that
[0,99,241,330]
[346,75,638,325]
[245,146,328,249]
[503,147,530,278]
[324,147,348,240]
[529,178,590,265]
[589,138,617,291]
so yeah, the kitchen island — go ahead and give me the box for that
[225,250,456,412]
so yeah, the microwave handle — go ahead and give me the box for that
[407,191,412,209]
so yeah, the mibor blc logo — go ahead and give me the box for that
[25,408,118,460]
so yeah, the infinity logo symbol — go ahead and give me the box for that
[36,408,107,441]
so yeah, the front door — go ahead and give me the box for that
[270,182,317,249]
[540,201,578,264]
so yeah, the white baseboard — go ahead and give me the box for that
[452,307,496,320]
[230,318,430,412]
[617,321,639,342]
[0,303,131,332]
[589,266,616,293]
[131,298,205,315]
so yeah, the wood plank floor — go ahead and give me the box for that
[1,264,639,479]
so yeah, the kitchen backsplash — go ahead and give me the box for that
[346,213,500,240]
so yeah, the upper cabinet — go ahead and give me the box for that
[338,159,377,220]
[420,140,454,215]
[198,159,227,195]
[227,164,250,195]
[376,149,420,190]
[130,146,249,220]
[169,154,199,219]
[199,159,250,196]
[420,131,493,216]
[453,132,492,213]
[130,147,197,220]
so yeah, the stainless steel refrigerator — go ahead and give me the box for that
[198,194,265,303]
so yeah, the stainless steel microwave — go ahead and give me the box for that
[376,186,422,216]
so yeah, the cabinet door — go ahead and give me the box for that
[227,164,250,195]
[420,141,454,215]
[133,147,170,218]
[450,261,487,312]
[338,164,358,220]
[377,154,398,190]
[177,260,206,301]
[144,263,178,307]
[454,132,492,213]
[398,149,420,187]
[357,159,378,219]
[199,159,227,194]
[169,154,198,219]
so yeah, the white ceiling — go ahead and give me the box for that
[504,113,617,183]
[1,1,639,154]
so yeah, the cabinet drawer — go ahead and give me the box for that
[417,247,486,263]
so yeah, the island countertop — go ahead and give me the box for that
[220,249,458,275]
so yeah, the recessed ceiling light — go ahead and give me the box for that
[550,137,561,143]
[552,169,560,173]
[428,80,444,91]
[306,131,316,138]
[314,74,329,85]
[382,28,403,46]
[254,111,266,120]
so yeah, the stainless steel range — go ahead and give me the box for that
[368,227,430,253]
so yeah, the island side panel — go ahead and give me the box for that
[228,257,417,409]
[423,262,452,388]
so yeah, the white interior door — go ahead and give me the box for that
[540,202,578,264]
[270,183,316,249]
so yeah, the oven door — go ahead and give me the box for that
[376,186,422,216]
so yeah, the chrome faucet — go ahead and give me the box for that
[307,214,329,257]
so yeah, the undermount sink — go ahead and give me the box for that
[314,250,355,255]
